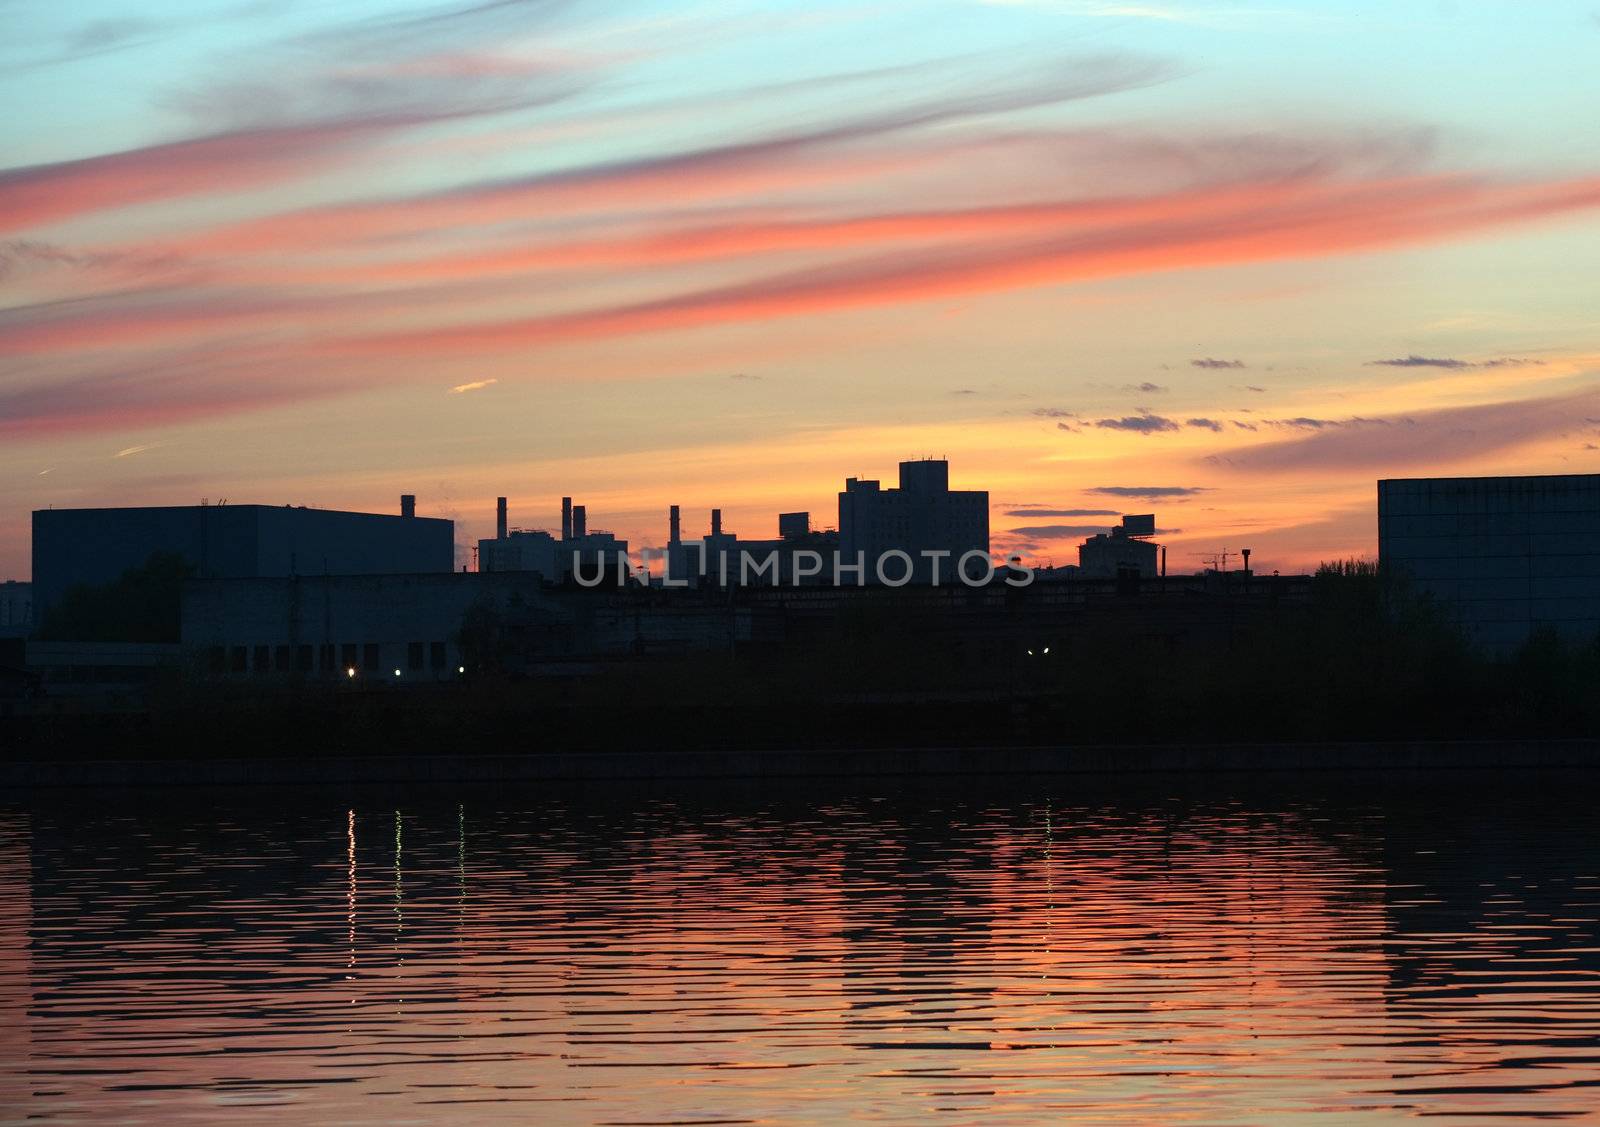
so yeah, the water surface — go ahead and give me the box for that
[1,776,1597,1123]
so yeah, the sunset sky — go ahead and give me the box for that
[4,0,1599,577]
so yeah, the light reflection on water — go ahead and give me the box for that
[1,778,1598,1123]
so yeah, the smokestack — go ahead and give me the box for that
[561,496,572,541]
[1161,546,1167,578]
[572,504,587,539]
[669,504,681,545]
[496,497,507,540]
[401,494,415,519]
[711,508,722,537]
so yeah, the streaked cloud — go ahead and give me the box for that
[1094,410,1179,434]
[1209,387,1600,473]
[1366,354,1548,369]
[1005,507,1119,516]
[1090,486,1209,498]
[449,378,499,393]
[1008,523,1115,538]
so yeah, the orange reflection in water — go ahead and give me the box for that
[0,782,1597,1123]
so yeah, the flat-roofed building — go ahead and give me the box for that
[1378,473,1600,650]
[838,460,988,584]
[31,500,453,622]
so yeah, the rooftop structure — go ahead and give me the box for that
[1078,515,1161,579]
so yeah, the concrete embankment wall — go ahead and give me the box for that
[4,740,1599,788]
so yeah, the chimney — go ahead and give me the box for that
[496,497,507,540]
[669,504,681,545]
[1160,545,1167,578]
[561,496,572,541]
[572,504,587,539]
[401,494,416,518]
[711,508,722,537]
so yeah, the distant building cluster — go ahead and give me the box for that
[10,463,1599,711]
[478,459,1004,587]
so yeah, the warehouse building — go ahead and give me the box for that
[31,498,453,622]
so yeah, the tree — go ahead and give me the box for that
[35,552,193,642]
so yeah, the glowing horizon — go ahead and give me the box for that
[4,0,1599,577]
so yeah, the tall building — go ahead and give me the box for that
[1379,474,1600,650]
[31,500,453,622]
[838,459,988,583]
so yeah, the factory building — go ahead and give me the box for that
[181,572,761,681]
[838,459,989,583]
[1379,473,1600,651]
[1078,515,1160,578]
[30,499,453,623]
[661,507,838,586]
[477,496,630,581]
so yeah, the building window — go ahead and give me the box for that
[230,646,247,673]
[407,641,424,670]
[341,643,358,670]
[296,644,313,672]
[274,644,292,671]
[253,646,270,674]
[362,643,380,672]
[430,641,446,669]
[208,647,225,675]
[319,643,336,672]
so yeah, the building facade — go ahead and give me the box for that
[181,573,760,681]
[838,460,989,583]
[31,501,453,622]
[1378,474,1600,650]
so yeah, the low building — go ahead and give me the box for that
[0,580,30,637]
[31,499,453,622]
[1078,515,1159,578]
[24,641,183,703]
[1379,473,1600,650]
[180,572,756,683]
[661,507,840,586]
[477,496,629,582]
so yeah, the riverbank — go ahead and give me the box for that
[5,738,1599,788]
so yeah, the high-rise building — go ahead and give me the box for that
[838,460,988,583]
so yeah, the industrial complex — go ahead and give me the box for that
[3,465,1599,714]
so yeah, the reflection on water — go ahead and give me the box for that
[1,778,1598,1123]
